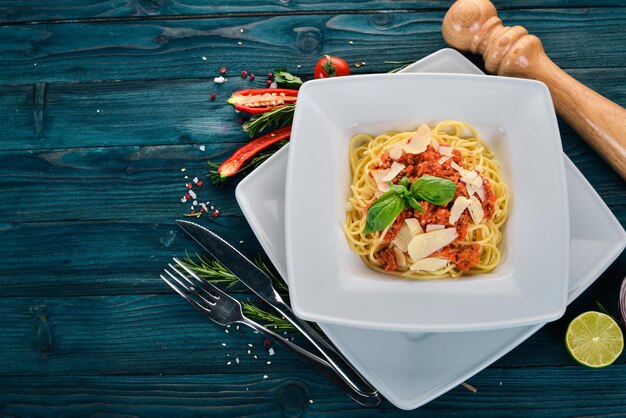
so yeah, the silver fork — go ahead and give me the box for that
[160,258,381,407]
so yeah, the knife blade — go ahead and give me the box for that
[176,219,381,402]
[177,219,280,305]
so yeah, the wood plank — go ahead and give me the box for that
[0,366,625,416]
[0,221,264,296]
[0,67,624,151]
[1,0,624,23]
[0,143,245,223]
[0,9,623,83]
[0,293,623,377]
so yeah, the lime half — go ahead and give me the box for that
[566,311,624,368]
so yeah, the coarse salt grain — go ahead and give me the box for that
[237,41,242,45]
[266,361,271,365]
[221,343,226,347]
[247,350,251,354]
[188,190,197,199]
[239,240,244,244]
[225,329,229,333]
[227,361,231,365]
[240,28,244,33]
[181,197,187,203]
[181,168,186,172]
[192,200,198,206]
[236,358,240,364]
[202,56,207,61]
[254,355,257,359]
[214,76,226,83]
[199,145,206,151]
[193,177,199,184]
[309,400,313,404]
[248,343,253,348]
[268,348,275,356]
[349,40,354,44]
[263,375,268,379]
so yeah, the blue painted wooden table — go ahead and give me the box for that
[0,1,624,416]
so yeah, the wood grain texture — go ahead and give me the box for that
[0,293,623,376]
[2,0,625,23]
[0,8,624,83]
[0,67,623,151]
[1,367,626,416]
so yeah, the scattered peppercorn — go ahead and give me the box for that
[196,181,204,187]
[210,92,216,101]
[266,80,272,86]
[249,74,255,81]
[267,72,273,79]
[186,183,193,189]
[263,339,271,348]
[212,210,219,218]
[241,70,248,78]
[220,67,227,74]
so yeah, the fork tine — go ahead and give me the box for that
[168,262,220,304]
[173,258,230,301]
[160,272,212,314]
[164,267,217,308]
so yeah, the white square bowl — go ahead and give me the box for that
[285,73,569,332]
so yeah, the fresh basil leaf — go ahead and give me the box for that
[406,195,424,212]
[399,176,410,189]
[410,175,456,206]
[363,194,405,234]
[274,67,303,89]
[389,183,407,195]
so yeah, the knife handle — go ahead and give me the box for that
[271,295,380,399]
[241,317,381,407]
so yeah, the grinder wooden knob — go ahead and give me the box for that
[442,0,626,180]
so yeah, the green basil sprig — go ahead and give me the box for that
[274,67,303,89]
[363,175,456,234]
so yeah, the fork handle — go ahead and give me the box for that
[240,317,381,407]
[269,297,379,399]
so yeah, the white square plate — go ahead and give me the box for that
[236,48,625,410]
[285,70,569,332]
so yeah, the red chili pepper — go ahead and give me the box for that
[216,126,291,178]
[226,88,298,114]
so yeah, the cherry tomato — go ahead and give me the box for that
[314,55,350,79]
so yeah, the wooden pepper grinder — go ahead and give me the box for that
[442,0,626,180]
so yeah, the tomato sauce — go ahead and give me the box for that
[372,145,496,272]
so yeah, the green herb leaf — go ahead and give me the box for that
[410,175,457,206]
[242,104,295,138]
[363,192,406,234]
[399,176,410,189]
[406,195,424,212]
[274,67,303,89]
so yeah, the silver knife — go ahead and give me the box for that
[177,220,381,403]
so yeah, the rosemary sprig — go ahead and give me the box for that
[181,253,288,293]
[242,105,295,138]
[182,252,239,287]
[242,303,295,331]
[385,60,415,73]
[207,139,288,187]
[180,253,295,331]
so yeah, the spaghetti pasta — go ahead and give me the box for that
[343,120,509,279]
